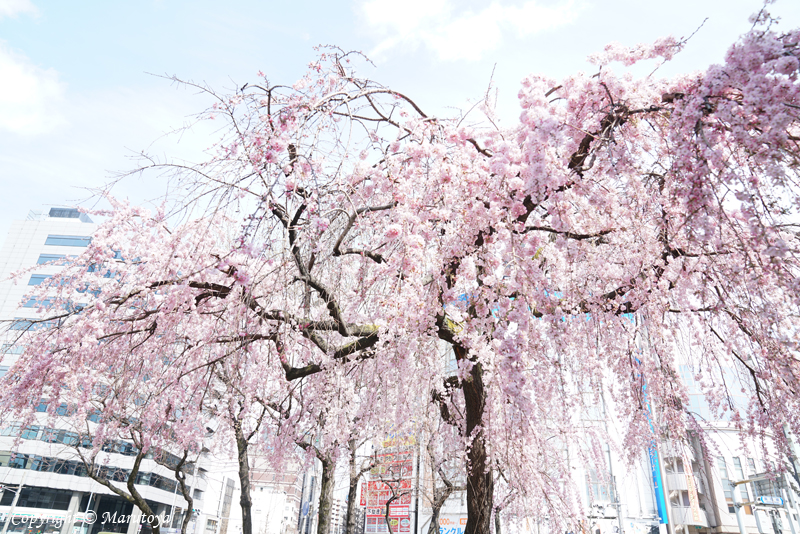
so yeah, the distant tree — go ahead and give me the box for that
[4,9,800,534]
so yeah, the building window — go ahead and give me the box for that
[45,235,91,247]
[37,253,66,264]
[21,426,41,440]
[7,454,28,469]
[731,458,753,514]
[587,469,613,503]
[718,457,736,513]
[732,458,745,481]
[48,208,81,219]
[0,486,71,509]
[747,458,758,476]
[23,297,54,308]
[28,274,52,285]
[10,317,57,331]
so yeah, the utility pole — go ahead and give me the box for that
[732,481,748,534]
[732,475,795,534]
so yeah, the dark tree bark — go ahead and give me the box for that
[460,352,493,534]
[317,455,335,534]
[81,446,162,534]
[234,418,254,534]
[346,439,374,534]
[164,449,193,534]
[426,478,455,534]
[426,441,463,534]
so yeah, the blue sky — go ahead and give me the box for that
[1,0,799,240]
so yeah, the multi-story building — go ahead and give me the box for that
[0,208,321,534]
[0,208,210,534]
[410,365,800,534]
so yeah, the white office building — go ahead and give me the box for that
[0,208,211,534]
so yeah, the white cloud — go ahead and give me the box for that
[0,0,38,19]
[0,43,66,135]
[361,0,583,61]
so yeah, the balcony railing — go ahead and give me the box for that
[665,472,705,494]
[671,506,709,527]
[661,441,696,463]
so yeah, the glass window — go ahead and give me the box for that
[9,318,32,331]
[28,274,52,285]
[48,208,81,219]
[45,235,91,247]
[0,366,8,378]
[10,318,57,331]
[22,297,54,308]
[30,455,53,472]
[733,458,745,481]
[54,459,76,475]
[11,486,71,509]
[676,458,685,473]
[7,454,28,469]
[587,468,613,503]
[718,457,735,513]
[747,458,758,476]
[61,431,79,446]
[1,423,21,437]
[21,425,41,440]
[41,428,58,443]
[37,254,66,264]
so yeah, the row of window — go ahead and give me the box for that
[0,451,179,493]
[37,253,74,264]
[718,456,760,514]
[8,317,59,331]
[0,423,138,453]
[44,235,91,247]
[1,422,193,470]
[29,269,112,286]
[28,274,52,285]
[0,484,72,509]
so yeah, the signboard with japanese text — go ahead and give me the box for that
[683,452,702,524]
[439,516,467,534]
[363,436,416,534]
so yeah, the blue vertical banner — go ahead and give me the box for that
[641,372,669,525]
[648,445,669,524]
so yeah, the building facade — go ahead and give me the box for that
[0,209,208,534]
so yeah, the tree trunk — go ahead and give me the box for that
[317,456,335,534]
[494,508,501,534]
[85,449,161,534]
[346,441,361,534]
[461,356,493,534]
[426,489,452,534]
[169,450,193,534]
[234,420,254,534]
